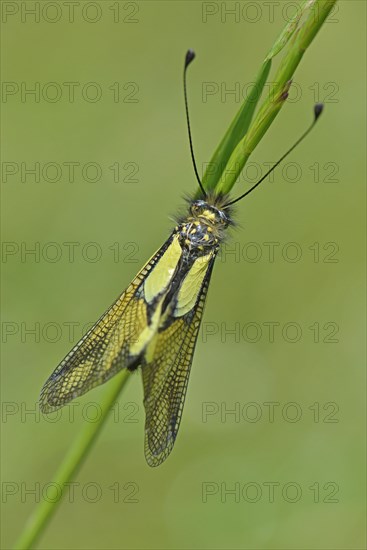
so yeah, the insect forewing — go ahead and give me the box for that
[39,236,180,413]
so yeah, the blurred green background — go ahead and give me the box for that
[1,1,365,548]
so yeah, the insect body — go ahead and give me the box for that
[40,196,231,466]
[39,50,323,466]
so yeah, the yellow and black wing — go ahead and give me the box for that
[141,251,217,467]
[39,235,181,413]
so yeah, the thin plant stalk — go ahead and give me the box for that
[13,372,130,550]
[204,0,337,195]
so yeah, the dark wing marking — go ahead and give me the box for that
[39,237,175,413]
[141,253,216,467]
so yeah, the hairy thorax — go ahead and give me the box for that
[177,198,232,255]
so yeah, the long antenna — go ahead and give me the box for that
[184,49,206,198]
[224,103,324,207]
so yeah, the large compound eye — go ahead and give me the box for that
[219,211,229,226]
[191,202,201,215]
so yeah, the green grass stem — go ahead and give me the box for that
[13,372,130,550]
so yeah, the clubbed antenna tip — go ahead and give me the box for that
[185,49,196,68]
[314,103,324,120]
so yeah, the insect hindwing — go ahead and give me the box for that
[141,250,216,466]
